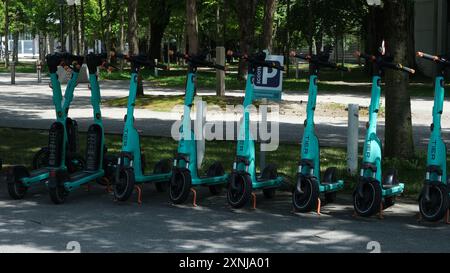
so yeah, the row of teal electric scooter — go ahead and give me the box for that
[3,44,450,223]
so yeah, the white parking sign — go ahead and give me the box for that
[253,55,284,101]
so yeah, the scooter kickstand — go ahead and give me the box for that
[190,188,198,207]
[134,185,142,205]
[104,178,112,193]
[251,193,257,210]
[378,202,384,220]
[446,209,450,225]
[317,198,322,215]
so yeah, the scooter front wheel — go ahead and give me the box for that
[169,168,192,204]
[49,175,68,205]
[227,172,252,208]
[419,184,449,222]
[114,167,135,202]
[292,175,319,212]
[353,179,382,217]
[6,166,29,200]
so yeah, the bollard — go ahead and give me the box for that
[154,59,158,77]
[260,98,268,171]
[10,61,16,85]
[347,104,359,175]
[216,46,225,96]
[37,60,42,83]
[195,98,207,170]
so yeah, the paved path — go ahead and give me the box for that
[1,73,449,149]
[0,181,448,253]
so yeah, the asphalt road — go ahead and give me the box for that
[0,180,448,253]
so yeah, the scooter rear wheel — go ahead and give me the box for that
[227,172,252,208]
[32,147,49,169]
[261,164,278,199]
[49,175,68,205]
[353,180,382,217]
[292,175,319,212]
[169,168,192,204]
[114,167,135,202]
[6,166,29,200]
[207,162,225,195]
[323,167,338,204]
[154,159,172,193]
[419,184,449,222]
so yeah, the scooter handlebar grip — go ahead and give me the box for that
[416,51,438,61]
[397,64,415,74]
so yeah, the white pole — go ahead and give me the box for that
[195,98,206,170]
[347,104,359,175]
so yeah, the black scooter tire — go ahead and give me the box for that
[353,179,382,217]
[6,166,29,200]
[169,168,192,204]
[114,167,135,202]
[227,172,252,209]
[419,184,449,222]
[154,159,172,193]
[49,174,68,205]
[207,162,225,195]
[32,147,49,170]
[292,175,319,213]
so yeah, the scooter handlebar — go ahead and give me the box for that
[173,52,225,71]
[229,50,284,71]
[356,51,415,74]
[291,51,348,72]
[114,53,167,69]
[417,51,450,66]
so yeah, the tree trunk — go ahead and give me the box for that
[4,0,9,67]
[384,0,415,159]
[235,0,258,78]
[128,0,143,96]
[262,0,276,52]
[149,1,171,61]
[13,31,18,63]
[406,0,416,69]
[119,3,125,69]
[80,0,86,54]
[73,4,80,55]
[284,0,291,78]
[105,0,112,60]
[186,0,199,55]
[365,5,384,75]
[98,0,105,53]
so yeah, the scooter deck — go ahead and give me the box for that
[191,174,229,186]
[252,177,284,190]
[319,180,344,193]
[135,172,172,184]
[382,182,404,197]
[64,170,105,191]
[21,168,50,186]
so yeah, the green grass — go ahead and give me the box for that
[0,127,433,197]
[103,95,262,112]
[0,62,46,73]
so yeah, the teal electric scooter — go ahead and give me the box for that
[353,47,415,218]
[5,53,84,199]
[416,51,450,223]
[169,52,229,205]
[48,53,116,204]
[113,54,172,203]
[226,51,285,209]
[290,47,348,214]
